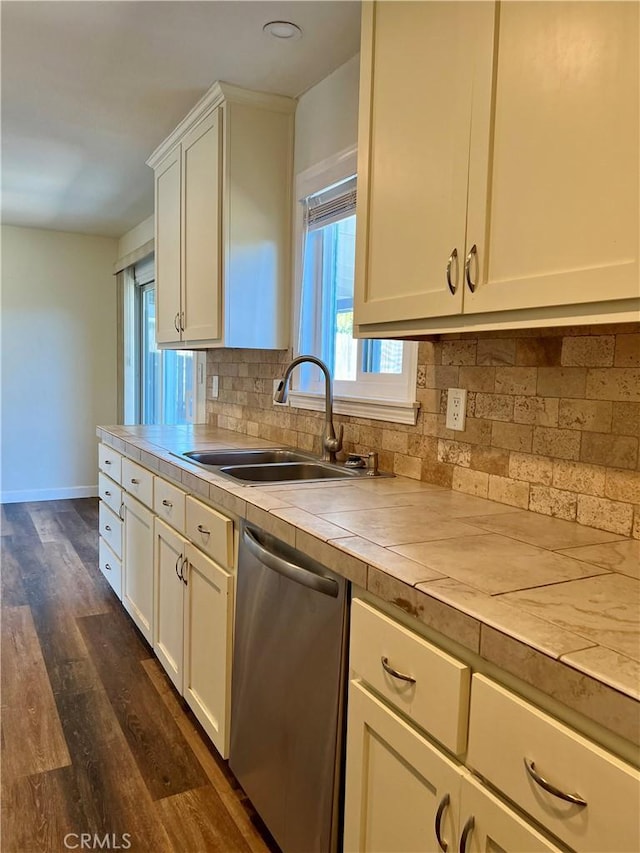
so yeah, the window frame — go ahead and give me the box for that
[289,147,419,425]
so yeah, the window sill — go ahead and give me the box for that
[286,391,420,426]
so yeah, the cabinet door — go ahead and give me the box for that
[354,1,490,326]
[183,542,233,758]
[153,518,187,693]
[465,1,639,315]
[122,493,154,644]
[181,108,222,343]
[155,147,182,345]
[457,773,562,853]
[344,680,461,853]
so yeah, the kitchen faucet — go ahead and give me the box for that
[274,355,344,464]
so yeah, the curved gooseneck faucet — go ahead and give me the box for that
[274,355,344,464]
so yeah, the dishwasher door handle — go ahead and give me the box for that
[243,526,339,598]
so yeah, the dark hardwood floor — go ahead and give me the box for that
[1,499,276,853]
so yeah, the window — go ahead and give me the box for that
[123,257,204,425]
[292,148,418,424]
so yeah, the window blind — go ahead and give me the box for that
[304,176,356,231]
[133,255,155,286]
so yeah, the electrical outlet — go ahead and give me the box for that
[210,376,219,399]
[446,388,467,431]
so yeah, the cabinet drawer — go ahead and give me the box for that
[154,477,186,533]
[99,538,122,600]
[122,459,153,508]
[185,496,233,570]
[467,674,640,853]
[98,472,122,516]
[99,502,122,560]
[98,444,122,483]
[350,599,470,755]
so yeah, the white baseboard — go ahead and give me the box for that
[0,485,98,504]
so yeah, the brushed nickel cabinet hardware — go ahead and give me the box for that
[464,244,477,292]
[524,758,587,806]
[381,656,416,685]
[446,248,458,295]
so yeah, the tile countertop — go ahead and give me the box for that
[97,424,640,749]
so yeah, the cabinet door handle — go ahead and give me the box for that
[119,501,124,521]
[104,562,112,571]
[162,499,173,507]
[459,816,474,853]
[181,556,188,587]
[446,248,458,295]
[180,311,185,332]
[196,524,210,536]
[464,244,477,293]
[524,758,587,806]
[175,553,183,581]
[434,793,450,852]
[381,656,416,684]
[174,312,180,333]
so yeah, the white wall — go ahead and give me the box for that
[1,226,118,502]
[294,54,360,174]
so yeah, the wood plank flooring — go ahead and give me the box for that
[1,499,276,853]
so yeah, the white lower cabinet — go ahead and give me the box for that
[342,597,640,852]
[344,681,461,853]
[122,492,154,644]
[98,537,122,600]
[344,681,561,853]
[98,444,236,760]
[183,541,233,758]
[154,518,187,692]
[153,517,234,759]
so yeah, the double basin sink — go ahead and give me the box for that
[178,448,387,485]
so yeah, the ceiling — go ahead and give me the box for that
[1,0,360,239]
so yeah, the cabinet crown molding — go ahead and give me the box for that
[146,80,296,169]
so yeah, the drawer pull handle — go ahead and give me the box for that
[162,499,173,507]
[104,524,111,532]
[381,656,416,684]
[104,490,111,496]
[435,793,450,852]
[104,460,112,465]
[524,759,587,807]
[131,478,140,484]
[104,563,112,571]
[459,816,474,853]
[197,524,210,536]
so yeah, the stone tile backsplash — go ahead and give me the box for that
[206,324,640,538]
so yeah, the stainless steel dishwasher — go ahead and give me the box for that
[229,522,349,853]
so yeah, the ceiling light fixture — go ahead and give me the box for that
[263,20,303,40]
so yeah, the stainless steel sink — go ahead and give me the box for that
[183,449,311,467]
[175,446,392,485]
[219,462,359,483]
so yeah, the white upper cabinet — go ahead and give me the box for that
[148,82,294,349]
[354,1,640,337]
